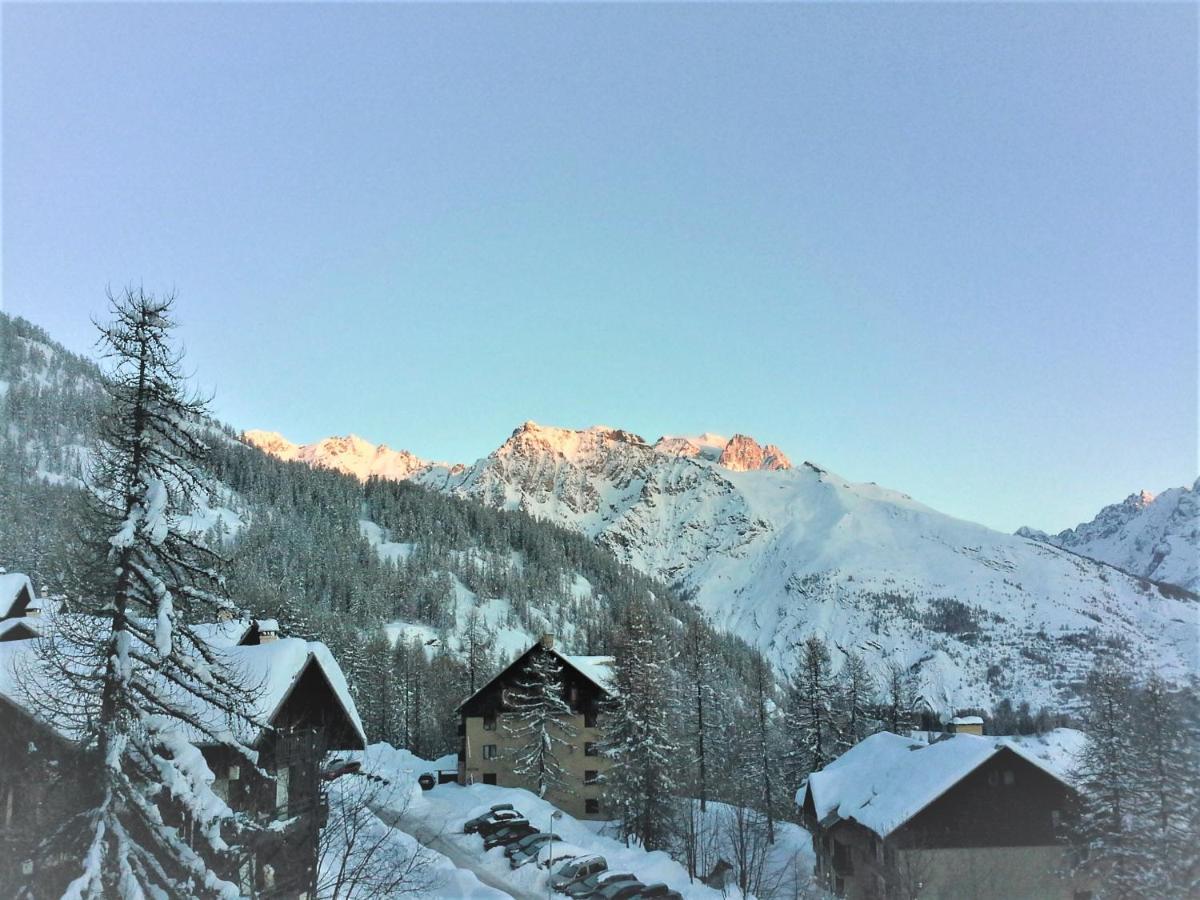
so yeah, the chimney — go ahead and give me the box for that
[256,619,280,644]
[949,715,984,736]
[539,633,555,650]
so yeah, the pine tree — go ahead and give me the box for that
[502,645,577,798]
[32,289,262,898]
[786,636,836,784]
[678,616,723,813]
[881,660,920,735]
[1071,653,1150,898]
[462,606,496,695]
[602,595,679,851]
[835,651,876,753]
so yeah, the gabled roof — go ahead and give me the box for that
[457,641,615,711]
[0,573,35,619]
[801,730,1079,839]
[0,616,366,750]
[0,618,42,642]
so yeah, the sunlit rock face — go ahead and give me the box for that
[243,430,436,482]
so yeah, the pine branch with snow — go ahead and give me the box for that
[26,288,266,899]
[502,647,577,798]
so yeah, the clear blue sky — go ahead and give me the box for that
[2,3,1195,533]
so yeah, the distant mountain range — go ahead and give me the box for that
[1018,482,1199,594]
[248,422,1199,712]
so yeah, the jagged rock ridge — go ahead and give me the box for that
[1018,481,1199,592]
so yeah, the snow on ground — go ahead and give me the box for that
[321,767,508,899]
[360,519,417,563]
[359,744,808,899]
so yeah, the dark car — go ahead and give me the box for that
[481,822,537,851]
[630,885,677,899]
[586,881,646,900]
[477,815,530,838]
[464,806,521,834]
[566,872,638,899]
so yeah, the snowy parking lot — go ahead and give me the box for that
[356,745,818,900]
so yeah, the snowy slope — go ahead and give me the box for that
[249,420,1199,711]
[1018,481,1199,593]
[406,423,1199,712]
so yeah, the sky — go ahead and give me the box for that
[2,3,1195,534]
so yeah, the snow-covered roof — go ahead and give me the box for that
[457,644,617,711]
[189,619,254,648]
[0,573,34,618]
[951,715,984,725]
[256,618,279,633]
[802,730,1078,838]
[0,617,42,640]
[561,654,616,696]
[0,617,366,749]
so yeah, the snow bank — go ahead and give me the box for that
[359,744,791,899]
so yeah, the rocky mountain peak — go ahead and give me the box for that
[718,434,793,472]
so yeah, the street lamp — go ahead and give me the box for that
[547,810,563,900]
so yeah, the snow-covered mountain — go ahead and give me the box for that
[256,420,1199,712]
[243,430,441,482]
[1017,481,1199,593]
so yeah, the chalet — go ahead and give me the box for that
[799,731,1089,900]
[0,594,366,898]
[458,633,614,819]
[0,573,42,643]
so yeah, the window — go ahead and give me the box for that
[274,767,291,816]
[1051,809,1062,829]
[584,770,599,784]
[482,744,499,760]
[483,773,497,785]
[1003,769,1015,786]
[585,799,600,815]
[988,770,1000,787]
[584,710,598,728]
[483,714,497,731]
[584,741,599,757]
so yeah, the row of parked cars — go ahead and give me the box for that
[462,803,683,899]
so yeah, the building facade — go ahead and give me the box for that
[799,731,1090,899]
[458,634,614,820]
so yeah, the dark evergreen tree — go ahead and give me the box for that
[502,645,577,798]
[602,595,678,851]
[31,289,261,898]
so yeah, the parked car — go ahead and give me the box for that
[507,832,562,868]
[585,880,646,900]
[630,885,678,899]
[477,815,529,838]
[549,854,608,892]
[481,822,537,851]
[565,871,639,898]
[535,841,588,870]
[464,805,521,834]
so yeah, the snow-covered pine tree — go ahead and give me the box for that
[501,644,577,798]
[1133,672,1194,895]
[835,650,876,753]
[1070,652,1150,899]
[32,288,263,898]
[678,616,724,813]
[602,595,679,851]
[786,635,836,785]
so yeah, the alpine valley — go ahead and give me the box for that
[3,310,1196,718]
[245,423,1200,713]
